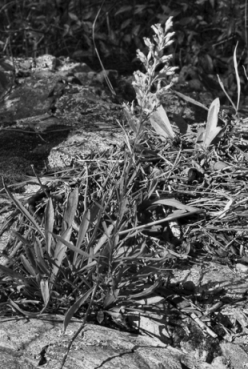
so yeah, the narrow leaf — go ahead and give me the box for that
[217,75,236,110]
[3,181,44,239]
[52,233,92,258]
[34,241,51,277]
[173,90,208,110]
[11,231,31,246]
[21,254,36,276]
[64,287,94,333]
[73,209,90,265]
[133,296,165,305]
[51,228,72,283]
[151,198,200,212]
[8,299,40,318]
[0,264,30,284]
[45,198,54,256]
[233,43,241,112]
[62,187,78,232]
[93,222,116,255]
[125,279,162,299]
[123,104,138,133]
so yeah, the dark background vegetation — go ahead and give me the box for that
[0,0,247,99]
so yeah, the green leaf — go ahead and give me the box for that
[151,198,201,213]
[133,295,165,305]
[73,209,90,265]
[8,299,40,318]
[233,43,241,112]
[12,231,31,246]
[173,90,208,110]
[34,240,51,277]
[3,181,44,239]
[124,279,162,299]
[203,98,222,148]
[0,264,30,284]
[63,287,94,333]
[217,75,235,110]
[21,254,36,276]
[62,187,78,232]
[149,105,175,140]
[45,198,54,256]
[52,233,92,259]
[93,221,116,255]
[103,289,120,308]
[115,5,132,16]
[51,228,72,283]
[40,278,50,309]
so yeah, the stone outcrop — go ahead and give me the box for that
[0,318,229,369]
[0,54,126,186]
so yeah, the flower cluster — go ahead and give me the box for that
[132,17,177,114]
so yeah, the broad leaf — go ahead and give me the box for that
[203,98,222,148]
[40,278,50,309]
[149,105,175,140]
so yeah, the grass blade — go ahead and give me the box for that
[93,221,116,255]
[51,228,72,284]
[63,286,94,333]
[52,233,92,259]
[151,198,201,212]
[3,180,44,239]
[217,75,236,110]
[233,43,241,112]
[62,187,78,232]
[21,254,36,277]
[44,198,54,256]
[172,90,208,110]
[34,240,51,277]
[73,209,90,265]
[0,264,30,284]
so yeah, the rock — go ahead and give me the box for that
[220,342,248,369]
[0,54,126,186]
[0,317,212,369]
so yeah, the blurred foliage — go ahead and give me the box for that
[0,0,247,92]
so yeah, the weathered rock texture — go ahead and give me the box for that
[0,54,125,186]
[0,318,228,369]
[2,261,248,368]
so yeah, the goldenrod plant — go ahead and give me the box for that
[124,17,177,140]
